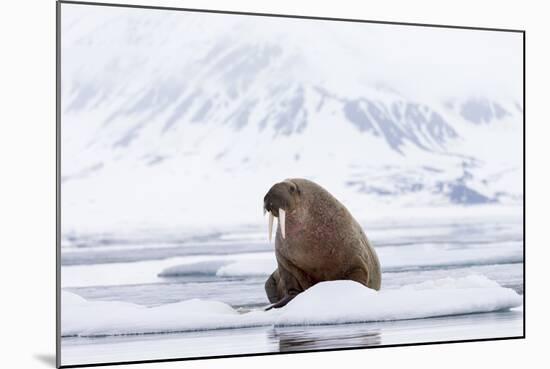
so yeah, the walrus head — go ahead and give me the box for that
[263,179,301,242]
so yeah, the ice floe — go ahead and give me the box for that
[62,275,521,337]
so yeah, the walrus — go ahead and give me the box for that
[263,178,381,310]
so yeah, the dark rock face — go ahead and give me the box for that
[447,183,495,204]
[460,98,510,124]
[344,99,457,153]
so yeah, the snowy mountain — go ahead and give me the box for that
[60,6,523,232]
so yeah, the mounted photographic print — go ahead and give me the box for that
[57,1,525,367]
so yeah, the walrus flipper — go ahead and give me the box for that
[264,263,306,310]
[265,294,296,311]
[265,270,282,304]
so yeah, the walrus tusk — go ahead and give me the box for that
[279,208,286,239]
[268,212,274,242]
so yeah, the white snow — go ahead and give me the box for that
[59,5,523,235]
[276,276,520,326]
[62,275,521,337]
[62,291,252,338]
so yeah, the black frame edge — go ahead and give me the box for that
[522,30,526,339]
[59,336,525,368]
[56,0,62,368]
[58,0,525,33]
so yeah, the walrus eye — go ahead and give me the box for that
[289,186,295,193]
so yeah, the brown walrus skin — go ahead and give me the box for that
[263,178,381,310]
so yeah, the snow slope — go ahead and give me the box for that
[60,5,523,233]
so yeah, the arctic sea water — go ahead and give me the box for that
[60,214,523,366]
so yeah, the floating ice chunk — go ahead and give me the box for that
[62,291,273,337]
[62,275,522,337]
[276,276,521,326]
[216,258,277,277]
[159,261,231,277]
[155,254,276,278]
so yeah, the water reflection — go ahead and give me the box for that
[269,325,381,352]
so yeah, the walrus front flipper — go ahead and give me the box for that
[265,270,282,304]
[264,293,296,311]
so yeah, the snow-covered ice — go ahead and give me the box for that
[62,276,521,337]
[277,276,521,325]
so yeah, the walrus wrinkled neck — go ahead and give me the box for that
[273,206,308,244]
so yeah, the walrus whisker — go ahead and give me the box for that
[268,211,274,242]
[279,208,286,239]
